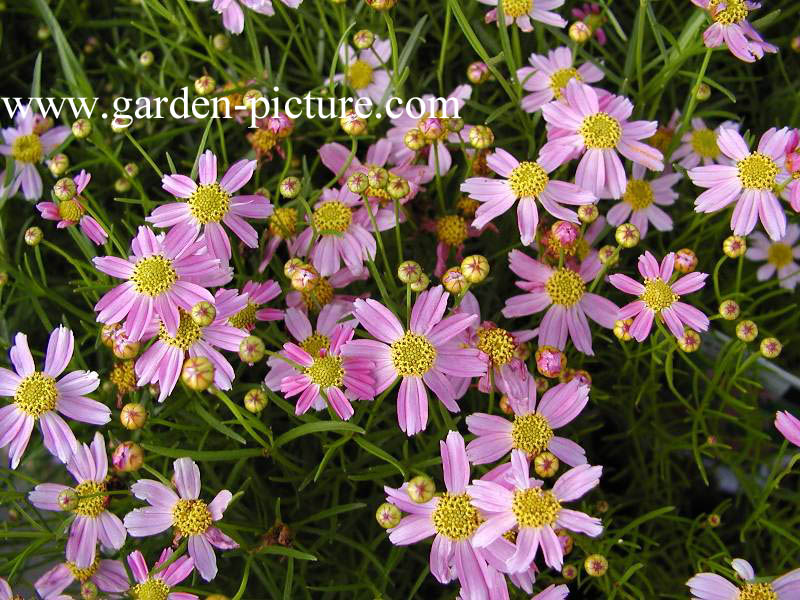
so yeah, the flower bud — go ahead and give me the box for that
[403,129,426,151]
[723,235,746,258]
[24,226,43,246]
[71,118,92,139]
[114,177,131,193]
[468,125,494,149]
[112,441,144,472]
[595,500,609,513]
[244,389,268,413]
[578,204,598,223]
[347,172,369,194]
[735,320,758,342]
[0,272,8,287]
[239,335,266,364]
[467,61,489,85]
[569,21,592,43]
[120,402,147,430]
[48,153,70,177]
[695,83,711,101]
[100,323,120,348]
[279,176,301,199]
[375,502,402,528]
[194,75,216,96]
[139,50,154,67]
[111,116,131,133]
[112,335,140,360]
[535,377,550,393]
[340,110,367,136]
[584,554,608,577]
[555,528,574,554]
[213,33,230,51]
[124,162,139,179]
[447,117,464,134]
[551,221,579,248]
[760,337,782,359]
[57,488,79,511]
[560,368,591,386]
[460,255,489,284]
[562,564,578,580]
[406,475,435,503]
[718,299,740,320]
[498,395,513,415]
[387,177,410,200]
[365,0,397,10]
[367,167,389,190]
[615,223,640,248]
[242,90,263,112]
[674,248,698,274]
[284,257,306,278]
[291,264,318,291]
[534,452,559,478]
[535,345,566,378]
[613,319,633,341]
[189,301,216,327]
[397,260,422,284]
[37,26,51,40]
[81,581,99,600]
[598,245,618,266]
[54,177,77,201]
[419,117,445,141]
[181,356,215,391]
[442,267,468,294]
[410,272,429,292]
[353,29,375,49]
[707,513,721,527]
[677,329,701,353]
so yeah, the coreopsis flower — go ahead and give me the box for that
[609,251,709,342]
[29,433,126,567]
[572,3,607,44]
[687,558,800,599]
[35,556,128,599]
[36,170,108,245]
[227,280,284,329]
[341,286,486,435]
[468,450,602,572]
[0,109,70,200]
[516,46,604,113]
[776,411,800,447]
[783,129,800,211]
[191,0,303,35]
[0,327,107,468]
[285,264,367,314]
[384,431,496,598]
[605,163,680,238]
[480,0,567,31]
[745,226,800,290]
[466,377,589,466]
[539,80,664,197]
[134,289,250,401]
[502,250,618,355]
[126,548,199,600]
[672,118,737,169]
[329,38,393,106]
[259,206,300,271]
[460,148,596,246]
[124,457,237,581]
[690,0,777,63]
[151,150,272,262]
[690,127,792,240]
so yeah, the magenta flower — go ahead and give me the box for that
[341,286,486,435]
[36,557,128,599]
[468,451,602,572]
[691,0,777,63]
[776,411,800,448]
[466,378,589,467]
[126,548,198,600]
[745,226,800,290]
[192,0,302,34]
[151,150,272,262]
[517,46,604,113]
[502,250,618,355]
[93,225,231,341]
[36,170,108,246]
[539,80,664,197]
[605,163,680,238]
[687,558,800,600]
[689,127,792,240]
[479,0,566,31]
[29,433,126,567]
[124,457,237,581]
[229,280,284,329]
[609,251,709,342]
[0,327,107,468]
[460,148,596,246]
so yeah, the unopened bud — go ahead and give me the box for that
[397,261,422,284]
[534,452,559,478]
[535,345,566,378]
[112,441,144,472]
[57,488,79,511]
[410,272,429,292]
[718,299,740,320]
[24,227,43,246]
[613,319,633,341]
[578,204,598,223]
[442,267,468,294]
[353,29,375,49]
[48,153,70,177]
[181,356,215,391]
[460,255,489,283]
[194,75,216,96]
[244,389,268,413]
[54,177,77,201]
[695,83,711,101]
[615,223,640,248]
[760,337,782,359]
[469,125,494,149]
[279,176,301,198]
[387,177,410,199]
[340,110,367,136]
[72,119,92,139]
[190,301,216,326]
[213,34,230,51]
[467,61,489,85]
[403,129,426,151]
[598,245,618,266]
[569,21,592,43]
[723,235,746,258]
[551,221,579,248]
[120,402,147,430]
[736,320,758,342]
[675,248,698,273]
[406,475,435,503]
[584,554,608,577]
[239,335,266,364]
[375,502,402,528]
[677,329,701,353]
[367,167,389,190]
[139,50,154,67]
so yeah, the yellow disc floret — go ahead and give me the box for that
[767,243,792,268]
[301,277,334,312]
[58,199,85,222]
[431,492,481,540]
[511,413,555,455]
[313,201,352,234]
[66,556,100,582]
[172,498,212,536]
[188,182,231,224]
[14,372,58,418]
[269,207,298,238]
[623,179,655,210]
[131,255,178,297]
[301,333,331,357]
[545,268,586,307]
[304,354,345,388]
[130,578,171,600]
[159,311,203,350]
[737,152,780,190]
[390,331,437,377]
[503,0,532,18]
[511,487,561,528]
[347,60,374,90]
[640,278,678,312]
[228,303,257,330]
[476,327,517,366]
[579,113,622,149]
[73,481,108,518]
[436,215,469,246]
[738,583,778,600]
[508,161,549,198]
[11,133,43,163]
[708,0,749,25]
[549,68,581,100]
[690,128,720,159]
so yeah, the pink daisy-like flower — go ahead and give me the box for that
[329,38,393,106]
[259,206,300,272]
[460,148,596,246]
[190,0,302,34]
[539,80,664,197]
[36,170,108,246]
[384,431,496,599]
[775,411,800,448]
[29,433,126,568]
[341,286,487,435]
[688,558,800,600]
[480,0,566,32]
[227,280,284,329]
[782,129,800,211]
[502,249,618,355]
[745,225,800,290]
[572,3,608,44]
[36,555,128,600]
[135,288,250,402]
[93,225,231,342]
[285,264,367,314]
[468,450,602,572]
[690,0,777,62]
[689,127,792,241]
[672,118,738,170]
[124,457,237,582]
[517,46,604,113]
[0,110,70,200]
[609,251,709,342]
[605,163,680,238]
[126,547,198,600]
[151,150,272,262]
[466,378,589,467]
[0,327,107,468]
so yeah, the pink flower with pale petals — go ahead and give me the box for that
[776,411,800,448]
[328,39,393,106]
[609,251,709,342]
[745,226,800,290]
[124,457,237,582]
[605,163,680,238]
[690,0,777,63]
[29,433,126,568]
[572,3,607,44]
[228,280,284,329]
[192,0,303,35]
[35,557,129,600]
[479,0,566,32]
[672,118,738,170]
[687,558,800,600]
[285,265,367,314]
[0,326,107,469]
[517,46,604,113]
[125,547,198,600]
[781,128,800,212]
[36,170,108,246]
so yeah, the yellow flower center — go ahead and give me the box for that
[130,579,171,600]
[11,133,43,163]
[511,413,554,455]
[249,128,277,154]
[708,0,749,25]
[502,0,532,18]
[158,311,203,350]
[187,183,231,225]
[14,372,58,419]
[58,199,85,222]
[110,360,137,395]
[301,277,334,312]
[737,152,779,190]
[457,196,480,218]
[640,278,678,312]
[300,333,331,357]
[623,179,654,210]
[66,556,100,582]
[545,268,585,307]
[767,242,793,268]
[390,331,437,377]
[228,303,257,330]
[269,207,298,237]
[738,583,778,600]
[476,327,517,367]
[431,493,481,540]
[172,498,212,536]
[649,127,673,154]
[579,113,622,149]
[347,59,374,90]
[73,480,108,518]
[304,354,344,388]
[690,128,720,159]
[436,215,468,246]
[131,255,178,297]
[549,68,581,100]
[508,161,549,198]
[511,487,561,528]
[313,201,352,234]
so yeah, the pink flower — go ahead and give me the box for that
[36,170,108,245]
[479,0,566,32]
[502,250,618,355]
[466,378,589,466]
[124,457,237,581]
[341,286,486,435]
[605,163,680,238]
[672,118,738,169]
[29,433,126,567]
[126,547,198,600]
[572,3,607,44]
[285,264,367,314]
[35,558,128,600]
[689,127,792,241]
[0,327,107,468]
[517,46,604,113]
[776,411,800,448]
[691,0,777,62]
[687,558,800,600]
[230,280,284,329]
[93,225,231,341]
[608,251,709,342]
[193,0,303,35]
[460,148,596,246]
[745,225,800,290]
[539,80,664,197]
[467,451,602,572]
[151,150,272,262]
[328,39,393,106]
